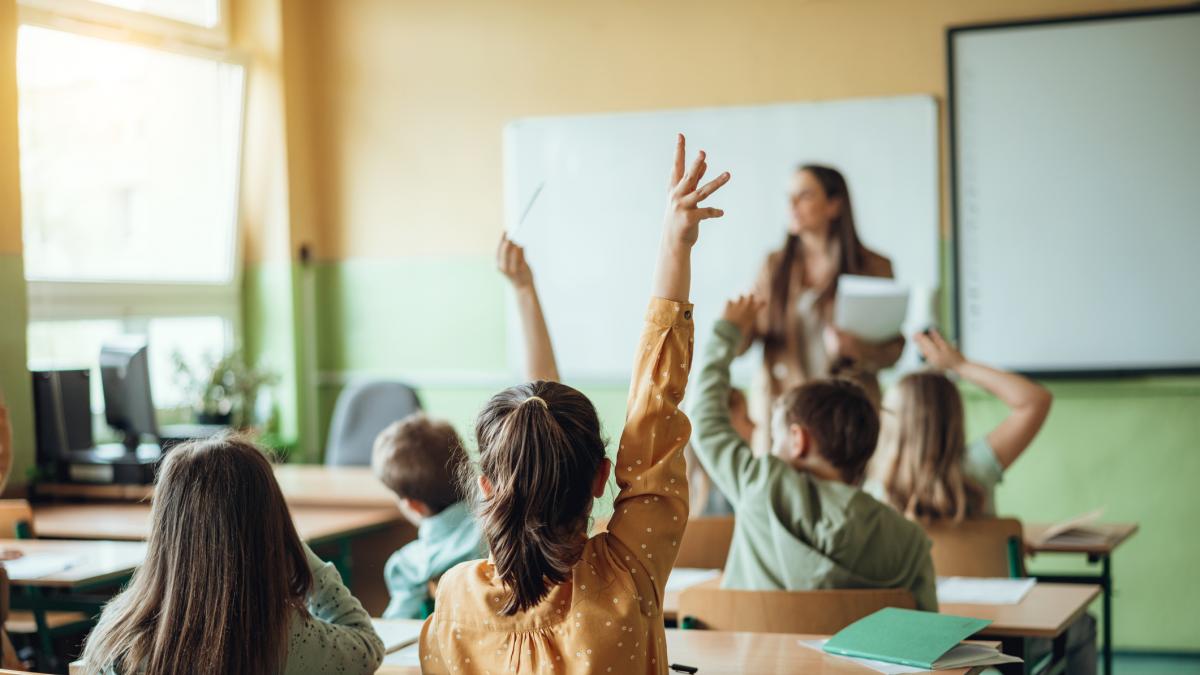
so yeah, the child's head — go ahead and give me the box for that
[728,387,755,444]
[83,435,311,675]
[468,380,610,616]
[372,413,467,523]
[877,371,983,521]
[769,378,879,485]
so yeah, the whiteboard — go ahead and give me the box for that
[504,96,939,383]
[951,9,1200,374]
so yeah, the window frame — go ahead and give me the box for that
[17,0,250,402]
[17,3,249,328]
[18,0,231,48]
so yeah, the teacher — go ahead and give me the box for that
[742,164,903,453]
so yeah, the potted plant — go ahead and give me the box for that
[172,349,278,430]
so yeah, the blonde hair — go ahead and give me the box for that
[878,372,985,522]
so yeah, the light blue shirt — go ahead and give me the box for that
[382,500,486,619]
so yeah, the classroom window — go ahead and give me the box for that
[16,25,244,284]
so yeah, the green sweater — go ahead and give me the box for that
[690,320,938,612]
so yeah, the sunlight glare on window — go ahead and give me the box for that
[17,25,243,284]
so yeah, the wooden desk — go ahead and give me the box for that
[0,539,146,590]
[944,583,1100,675]
[372,623,990,675]
[34,465,399,510]
[941,583,1100,640]
[1025,523,1137,675]
[32,503,401,544]
[31,502,413,615]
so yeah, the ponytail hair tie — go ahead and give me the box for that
[523,396,550,410]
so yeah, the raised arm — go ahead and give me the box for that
[606,134,730,588]
[916,330,1052,469]
[498,236,560,382]
[691,295,764,504]
[652,135,729,302]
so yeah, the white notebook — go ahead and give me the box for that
[937,576,1036,605]
[1,553,80,580]
[832,275,910,341]
[664,567,721,593]
[371,620,423,654]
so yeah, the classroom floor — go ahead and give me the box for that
[1114,652,1200,674]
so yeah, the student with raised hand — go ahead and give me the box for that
[82,436,384,675]
[691,294,938,611]
[419,134,729,674]
[497,235,560,382]
[866,329,1053,520]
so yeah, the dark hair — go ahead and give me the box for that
[768,165,871,340]
[467,380,607,615]
[372,413,467,513]
[83,434,312,674]
[778,379,880,484]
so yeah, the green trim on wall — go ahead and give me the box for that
[0,253,33,487]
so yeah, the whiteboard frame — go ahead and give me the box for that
[946,5,1200,378]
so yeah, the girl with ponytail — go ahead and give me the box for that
[419,135,731,674]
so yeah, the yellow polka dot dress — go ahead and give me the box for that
[420,298,695,674]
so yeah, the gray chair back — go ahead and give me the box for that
[325,380,422,466]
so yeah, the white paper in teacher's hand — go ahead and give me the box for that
[832,275,910,341]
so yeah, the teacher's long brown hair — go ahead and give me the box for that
[767,165,871,342]
[82,435,312,675]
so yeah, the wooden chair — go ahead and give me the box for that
[679,585,915,634]
[922,517,1025,578]
[0,500,36,539]
[675,516,734,569]
[0,500,94,668]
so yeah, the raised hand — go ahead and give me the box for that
[663,134,731,250]
[721,294,764,337]
[653,135,731,303]
[496,235,533,289]
[914,329,965,371]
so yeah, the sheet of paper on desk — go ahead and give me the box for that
[371,620,423,653]
[664,567,721,593]
[1,553,80,579]
[937,577,1036,605]
[383,643,421,667]
[799,639,932,674]
[1037,508,1109,545]
[832,275,910,341]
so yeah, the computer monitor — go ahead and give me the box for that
[31,369,95,465]
[100,337,159,453]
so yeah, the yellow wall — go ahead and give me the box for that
[294,0,1192,261]
[0,0,21,255]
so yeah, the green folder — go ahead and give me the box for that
[823,607,992,670]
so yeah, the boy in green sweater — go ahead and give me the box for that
[690,295,938,611]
